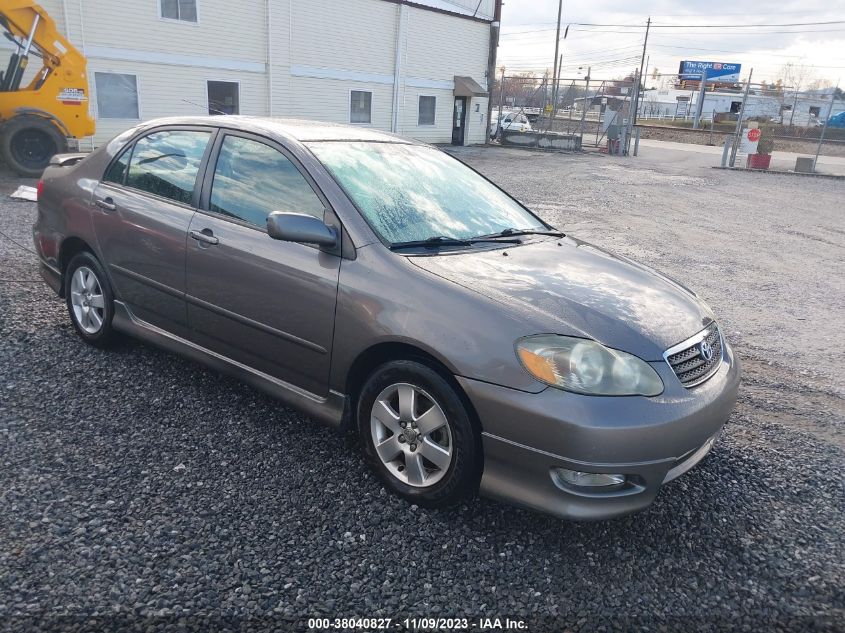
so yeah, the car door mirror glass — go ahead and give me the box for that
[267,211,337,247]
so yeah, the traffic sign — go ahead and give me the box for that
[739,128,759,155]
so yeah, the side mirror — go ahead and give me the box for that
[266,211,338,248]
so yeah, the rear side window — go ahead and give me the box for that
[126,130,211,205]
[209,135,324,228]
[104,146,132,184]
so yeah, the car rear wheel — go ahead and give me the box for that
[65,252,118,347]
[357,360,480,508]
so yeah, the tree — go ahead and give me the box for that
[776,62,816,126]
[492,71,547,109]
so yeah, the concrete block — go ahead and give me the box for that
[794,157,815,173]
[500,130,582,151]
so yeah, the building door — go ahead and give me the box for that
[452,97,467,145]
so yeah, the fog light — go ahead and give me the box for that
[552,468,625,488]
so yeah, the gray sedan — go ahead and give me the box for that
[33,117,740,520]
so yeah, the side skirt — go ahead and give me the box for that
[112,300,348,429]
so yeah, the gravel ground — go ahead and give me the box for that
[1,147,843,632]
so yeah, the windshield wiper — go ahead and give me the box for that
[390,235,520,251]
[491,227,566,238]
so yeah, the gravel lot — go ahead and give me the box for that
[1,145,843,632]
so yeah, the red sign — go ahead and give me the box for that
[747,128,761,142]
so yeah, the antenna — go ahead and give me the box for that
[182,98,228,116]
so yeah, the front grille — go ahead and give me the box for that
[665,323,723,387]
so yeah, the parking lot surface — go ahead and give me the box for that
[1,146,843,631]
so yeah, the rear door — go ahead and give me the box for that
[184,131,341,396]
[91,127,214,338]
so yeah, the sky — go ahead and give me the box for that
[497,0,845,89]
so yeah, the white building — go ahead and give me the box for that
[14,0,496,147]
[640,88,845,126]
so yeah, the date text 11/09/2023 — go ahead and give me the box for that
[308,617,527,631]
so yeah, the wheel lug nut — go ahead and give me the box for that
[400,422,407,428]
[398,437,405,443]
[410,444,417,451]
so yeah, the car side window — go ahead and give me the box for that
[209,135,325,228]
[104,146,132,185]
[126,130,211,205]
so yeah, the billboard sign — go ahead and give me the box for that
[679,60,741,83]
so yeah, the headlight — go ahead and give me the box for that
[516,335,663,396]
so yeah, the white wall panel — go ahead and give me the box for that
[10,0,494,147]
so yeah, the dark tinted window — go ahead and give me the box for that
[418,96,436,125]
[104,146,132,184]
[209,136,324,227]
[161,0,197,21]
[126,130,211,204]
[350,90,372,124]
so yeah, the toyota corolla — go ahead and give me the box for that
[33,117,740,520]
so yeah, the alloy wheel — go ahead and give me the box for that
[370,383,453,488]
[69,266,106,334]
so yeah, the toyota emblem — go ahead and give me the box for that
[699,340,714,361]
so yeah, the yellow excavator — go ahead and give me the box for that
[0,0,95,176]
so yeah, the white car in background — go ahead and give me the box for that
[491,111,533,138]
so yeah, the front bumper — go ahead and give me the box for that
[459,341,740,521]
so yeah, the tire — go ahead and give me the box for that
[357,360,481,508]
[64,252,118,348]
[0,116,67,178]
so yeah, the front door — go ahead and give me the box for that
[452,97,467,145]
[185,132,340,396]
[91,128,214,338]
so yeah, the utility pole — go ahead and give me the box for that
[813,79,840,172]
[693,71,707,129]
[485,0,503,146]
[625,69,639,154]
[549,53,563,130]
[550,0,563,122]
[496,66,505,139]
[578,66,591,144]
[729,68,753,167]
[631,16,650,126]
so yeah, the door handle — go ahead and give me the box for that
[95,197,116,212]
[189,229,219,246]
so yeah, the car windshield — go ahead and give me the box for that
[307,142,543,244]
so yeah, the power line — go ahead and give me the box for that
[570,27,845,35]
[649,44,845,64]
[568,20,845,28]
[500,46,642,64]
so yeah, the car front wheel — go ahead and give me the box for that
[357,360,481,508]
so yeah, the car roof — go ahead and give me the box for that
[133,116,419,144]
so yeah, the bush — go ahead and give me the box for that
[757,127,775,155]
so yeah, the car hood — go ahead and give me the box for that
[408,237,714,361]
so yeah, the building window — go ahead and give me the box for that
[160,0,197,22]
[350,90,372,124]
[418,96,436,125]
[207,81,239,115]
[809,106,821,117]
[94,72,140,119]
